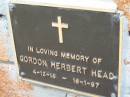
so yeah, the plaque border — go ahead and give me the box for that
[10,0,117,13]
[7,2,124,97]
[118,15,124,97]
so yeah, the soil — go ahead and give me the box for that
[0,67,33,97]
[114,0,130,31]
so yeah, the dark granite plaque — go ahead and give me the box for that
[10,4,120,97]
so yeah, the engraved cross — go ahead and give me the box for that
[52,16,68,43]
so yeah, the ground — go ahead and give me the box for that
[0,63,32,97]
[115,0,130,30]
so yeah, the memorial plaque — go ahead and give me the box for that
[10,3,120,97]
